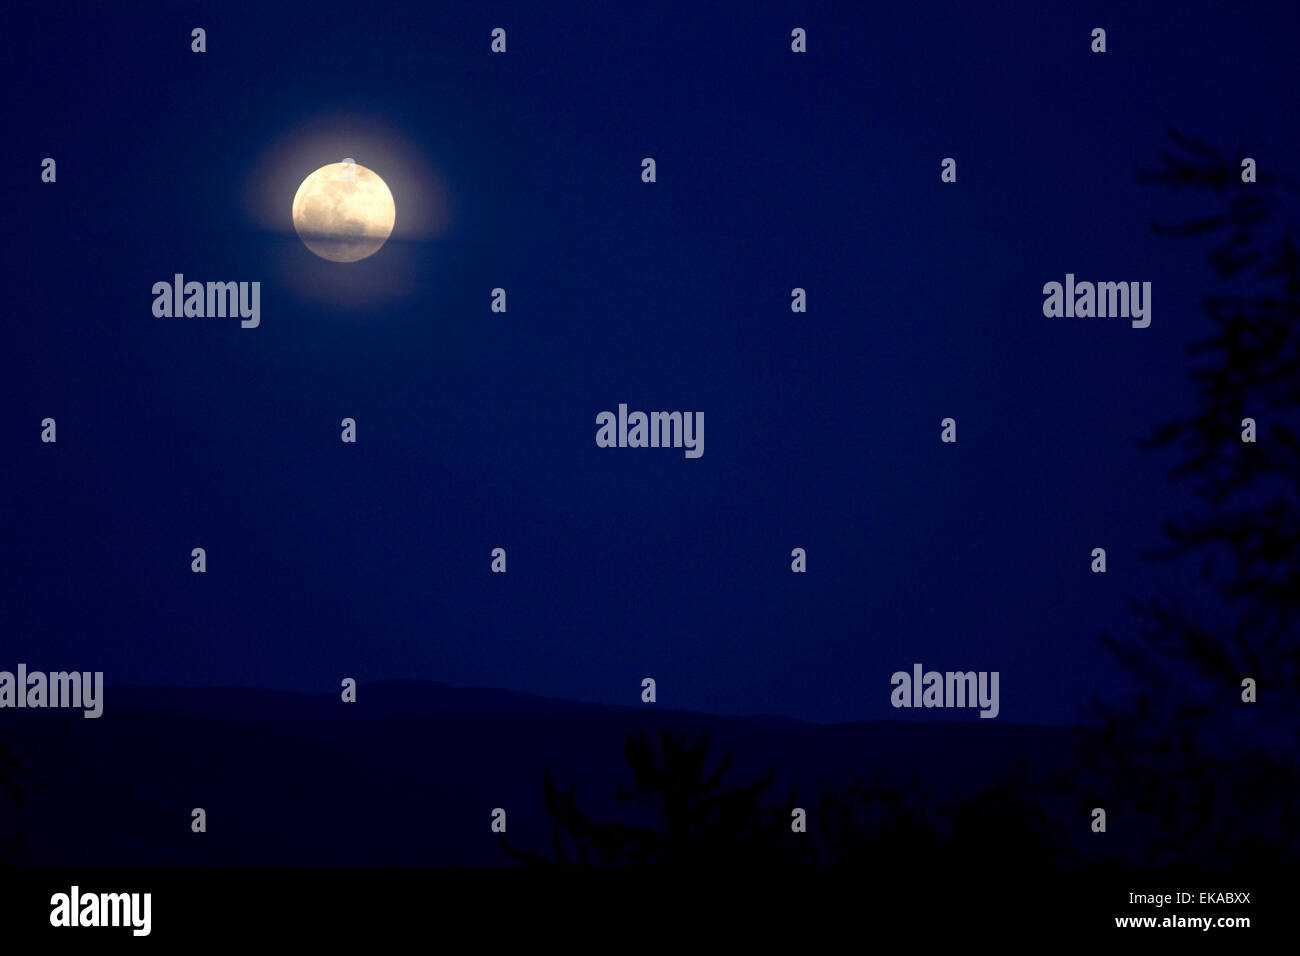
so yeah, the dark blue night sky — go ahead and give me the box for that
[5,0,1297,726]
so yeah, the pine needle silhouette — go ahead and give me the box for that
[1084,128,1300,865]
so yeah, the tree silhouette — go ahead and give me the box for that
[1085,128,1300,864]
[502,729,1070,866]
[811,776,941,865]
[0,742,40,865]
[500,728,811,865]
[812,762,1070,867]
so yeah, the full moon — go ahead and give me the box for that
[292,160,396,262]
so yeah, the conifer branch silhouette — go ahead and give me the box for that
[1085,128,1300,864]
[499,728,808,865]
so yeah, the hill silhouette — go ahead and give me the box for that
[3,680,1084,866]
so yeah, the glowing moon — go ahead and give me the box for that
[292,160,395,262]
